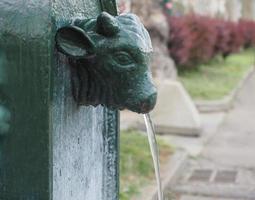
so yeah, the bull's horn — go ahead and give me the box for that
[97,12,120,36]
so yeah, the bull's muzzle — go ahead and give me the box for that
[139,92,157,114]
[126,83,157,114]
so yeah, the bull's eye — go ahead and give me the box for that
[113,52,133,65]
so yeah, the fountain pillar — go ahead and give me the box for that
[0,0,156,199]
[0,1,119,199]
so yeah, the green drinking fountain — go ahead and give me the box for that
[0,0,157,199]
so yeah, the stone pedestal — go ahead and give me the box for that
[151,80,202,136]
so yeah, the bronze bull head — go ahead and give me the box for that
[56,12,157,113]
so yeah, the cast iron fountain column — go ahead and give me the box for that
[0,0,156,199]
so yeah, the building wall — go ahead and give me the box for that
[225,0,242,21]
[173,0,255,21]
[242,0,255,20]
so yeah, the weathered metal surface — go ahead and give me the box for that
[100,0,118,16]
[55,12,157,113]
[0,0,119,199]
[0,1,51,198]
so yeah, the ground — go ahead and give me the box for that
[167,71,255,199]
[119,51,255,200]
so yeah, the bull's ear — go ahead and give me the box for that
[55,26,95,58]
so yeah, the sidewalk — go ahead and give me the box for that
[167,72,255,199]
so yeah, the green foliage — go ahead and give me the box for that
[179,49,255,100]
[120,130,172,200]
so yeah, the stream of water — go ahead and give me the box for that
[143,113,164,200]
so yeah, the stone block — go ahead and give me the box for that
[150,80,202,136]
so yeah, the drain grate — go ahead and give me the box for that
[214,170,237,183]
[188,169,238,184]
[188,169,213,182]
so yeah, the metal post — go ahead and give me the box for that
[0,1,119,199]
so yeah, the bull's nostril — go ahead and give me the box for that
[140,92,157,113]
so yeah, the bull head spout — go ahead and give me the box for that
[55,12,157,114]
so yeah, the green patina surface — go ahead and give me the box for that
[0,0,120,199]
[0,0,156,199]
[0,1,52,198]
[55,12,157,113]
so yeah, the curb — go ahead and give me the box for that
[146,151,188,200]
[136,123,202,137]
[150,151,188,200]
[195,67,255,113]
[132,150,188,200]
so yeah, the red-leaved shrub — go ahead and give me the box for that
[238,19,255,49]
[213,19,231,57]
[167,14,255,70]
[168,15,217,69]
[167,16,192,67]
[185,15,217,65]
[222,21,243,58]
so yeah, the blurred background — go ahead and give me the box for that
[117,0,255,200]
